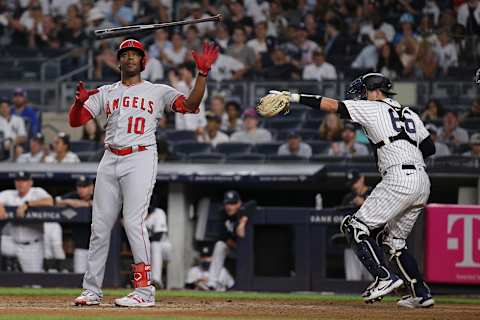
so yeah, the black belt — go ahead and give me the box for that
[15,239,40,245]
[402,164,416,170]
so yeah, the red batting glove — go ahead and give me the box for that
[74,81,99,107]
[192,42,219,77]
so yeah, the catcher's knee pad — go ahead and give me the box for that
[131,262,152,288]
[388,248,430,297]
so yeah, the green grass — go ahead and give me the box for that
[0,317,255,320]
[0,287,478,305]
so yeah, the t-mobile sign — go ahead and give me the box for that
[424,204,480,284]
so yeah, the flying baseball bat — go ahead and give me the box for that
[94,14,223,40]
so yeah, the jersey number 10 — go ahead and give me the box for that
[388,109,416,133]
[127,116,145,134]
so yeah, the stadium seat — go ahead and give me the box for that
[253,142,282,155]
[302,119,322,130]
[70,140,97,153]
[215,142,252,155]
[226,152,266,162]
[310,155,347,163]
[306,141,331,155]
[188,152,225,163]
[268,154,309,162]
[165,130,197,143]
[263,119,301,131]
[173,142,211,156]
[460,119,480,131]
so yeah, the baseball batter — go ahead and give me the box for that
[69,39,218,307]
[266,73,436,308]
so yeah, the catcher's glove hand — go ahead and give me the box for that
[256,90,293,117]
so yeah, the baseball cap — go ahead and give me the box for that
[223,190,241,204]
[199,244,213,257]
[287,130,300,139]
[13,88,26,97]
[242,107,258,119]
[346,170,361,187]
[470,133,480,145]
[14,171,32,180]
[0,96,9,104]
[76,175,94,187]
[32,133,45,144]
[205,111,221,123]
[399,13,414,24]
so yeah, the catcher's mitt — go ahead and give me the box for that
[256,91,291,117]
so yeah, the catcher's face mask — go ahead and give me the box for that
[345,77,366,100]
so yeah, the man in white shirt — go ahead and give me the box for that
[197,111,229,147]
[329,123,369,157]
[182,3,215,37]
[425,124,451,157]
[457,0,480,31]
[0,97,27,150]
[246,21,269,58]
[209,52,246,82]
[44,132,81,163]
[277,131,312,159]
[17,133,47,163]
[230,108,272,144]
[435,30,458,75]
[162,32,188,68]
[141,55,164,82]
[0,171,54,272]
[463,133,480,157]
[302,50,337,82]
[145,207,172,289]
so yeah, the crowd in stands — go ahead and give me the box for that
[0,0,479,81]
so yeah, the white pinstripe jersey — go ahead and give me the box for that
[343,98,430,173]
[84,80,182,148]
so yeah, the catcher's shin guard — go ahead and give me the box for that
[341,216,391,280]
[131,262,152,288]
[389,248,431,298]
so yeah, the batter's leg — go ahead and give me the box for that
[207,240,230,289]
[82,153,123,297]
[119,150,158,298]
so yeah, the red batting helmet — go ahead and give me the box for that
[117,39,146,71]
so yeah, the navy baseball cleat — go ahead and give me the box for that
[397,295,435,308]
[363,274,403,303]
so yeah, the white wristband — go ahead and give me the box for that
[291,93,300,103]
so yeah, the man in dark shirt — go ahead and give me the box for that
[341,170,373,208]
[56,176,93,273]
[207,190,248,290]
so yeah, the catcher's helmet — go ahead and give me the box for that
[345,73,396,100]
[117,39,146,71]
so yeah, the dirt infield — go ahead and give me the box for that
[0,295,479,320]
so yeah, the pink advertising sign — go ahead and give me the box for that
[424,204,480,284]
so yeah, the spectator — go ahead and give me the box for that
[415,40,438,79]
[94,41,118,80]
[421,99,444,122]
[377,43,403,80]
[463,133,480,157]
[162,32,188,68]
[461,97,480,120]
[86,8,110,39]
[148,29,172,60]
[0,97,27,151]
[213,23,231,51]
[339,170,373,281]
[55,176,94,274]
[11,88,40,137]
[207,190,248,291]
[81,119,103,144]
[246,21,269,58]
[393,13,419,45]
[50,0,79,17]
[209,95,228,128]
[319,113,343,141]
[185,25,202,52]
[44,132,80,163]
[106,0,134,27]
[184,2,215,36]
[435,30,458,76]
[351,34,379,71]
[186,244,234,291]
[457,0,480,35]
[16,133,48,163]
[197,111,229,147]
[288,23,320,67]
[226,26,256,76]
[222,100,243,134]
[0,171,54,272]
[437,111,469,150]
[395,18,420,77]
[230,108,272,144]
[145,206,172,289]
[329,123,369,157]
[359,12,396,44]
[141,54,164,82]
[58,15,87,50]
[265,0,288,39]
[302,49,337,81]
[277,131,312,159]
[425,124,451,157]
[225,0,254,36]
[170,62,207,132]
[262,46,300,80]
[209,49,246,81]
[324,18,349,67]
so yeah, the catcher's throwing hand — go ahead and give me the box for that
[256,90,300,117]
